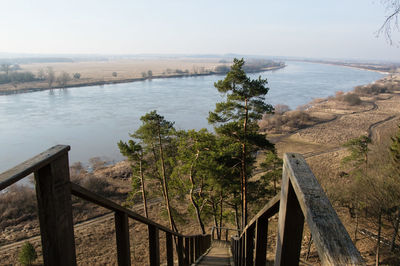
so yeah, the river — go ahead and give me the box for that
[0,61,384,173]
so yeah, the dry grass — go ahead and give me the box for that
[263,76,400,265]
[0,58,224,93]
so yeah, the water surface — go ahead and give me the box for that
[0,62,384,172]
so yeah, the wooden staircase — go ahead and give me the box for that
[0,146,364,265]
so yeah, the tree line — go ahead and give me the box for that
[118,58,280,235]
[0,63,80,87]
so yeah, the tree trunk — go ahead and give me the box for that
[391,207,400,252]
[376,209,382,266]
[305,233,313,261]
[219,191,223,238]
[212,203,221,240]
[157,124,178,233]
[139,159,149,218]
[241,98,248,228]
[234,203,240,231]
[354,207,359,244]
[189,151,205,234]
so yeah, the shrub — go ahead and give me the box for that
[73,73,81,79]
[342,93,362,106]
[0,185,37,230]
[354,84,387,95]
[56,72,71,87]
[214,65,230,73]
[18,242,37,265]
[81,176,110,193]
[259,110,319,133]
[274,104,291,114]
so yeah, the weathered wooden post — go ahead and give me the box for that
[274,154,305,265]
[178,236,184,266]
[184,237,190,266]
[148,225,160,266]
[115,211,131,266]
[254,218,268,266]
[245,226,255,265]
[189,237,194,263]
[34,145,77,266]
[166,232,173,266]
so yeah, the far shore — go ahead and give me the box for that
[292,59,396,75]
[0,65,286,96]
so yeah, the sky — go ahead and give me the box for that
[0,0,399,61]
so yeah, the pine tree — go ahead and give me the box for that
[260,150,283,195]
[118,139,149,218]
[208,58,274,227]
[18,242,37,266]
[342,135,371,243]
[175,128,216,234]
[133,110,178,232]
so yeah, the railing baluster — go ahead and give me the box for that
[184,237,190,266]
[166,232,173,266]
[178,236,184,266]
[274,163,305,266]
[190,237,194,263]
[34,151,77,266]
[245,226,255,266]
[148,225,160,266]
[115,211,131,266]
[254,218,268,266]
[195,235,200,259]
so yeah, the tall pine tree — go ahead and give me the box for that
[133,110,178,232]
[208,58,273,227]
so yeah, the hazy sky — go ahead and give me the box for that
[1,0,399,61]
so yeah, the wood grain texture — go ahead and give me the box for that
[283,153,364,265]
[34,153,77,266]
[274,166,305,266]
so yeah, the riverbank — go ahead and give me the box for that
[0,59,286,95]
[0,65,286,96]
[293,59,399,74]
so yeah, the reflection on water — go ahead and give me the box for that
[0,62,384,172]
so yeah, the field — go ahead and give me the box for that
[0,58,224,94]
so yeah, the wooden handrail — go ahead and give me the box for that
[0,145,70,191]
[231,153,365,266]
[280,153,364,265]
[0,145,211,266]
[70,182,182,237]
[240,194,280,238]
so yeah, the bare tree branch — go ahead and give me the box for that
[378,0,400,45]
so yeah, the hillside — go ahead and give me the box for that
[1,74,400,264]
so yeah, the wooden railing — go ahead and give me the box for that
[231,153,365,266]
[0,145,211,266]
[211,226,241,242]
